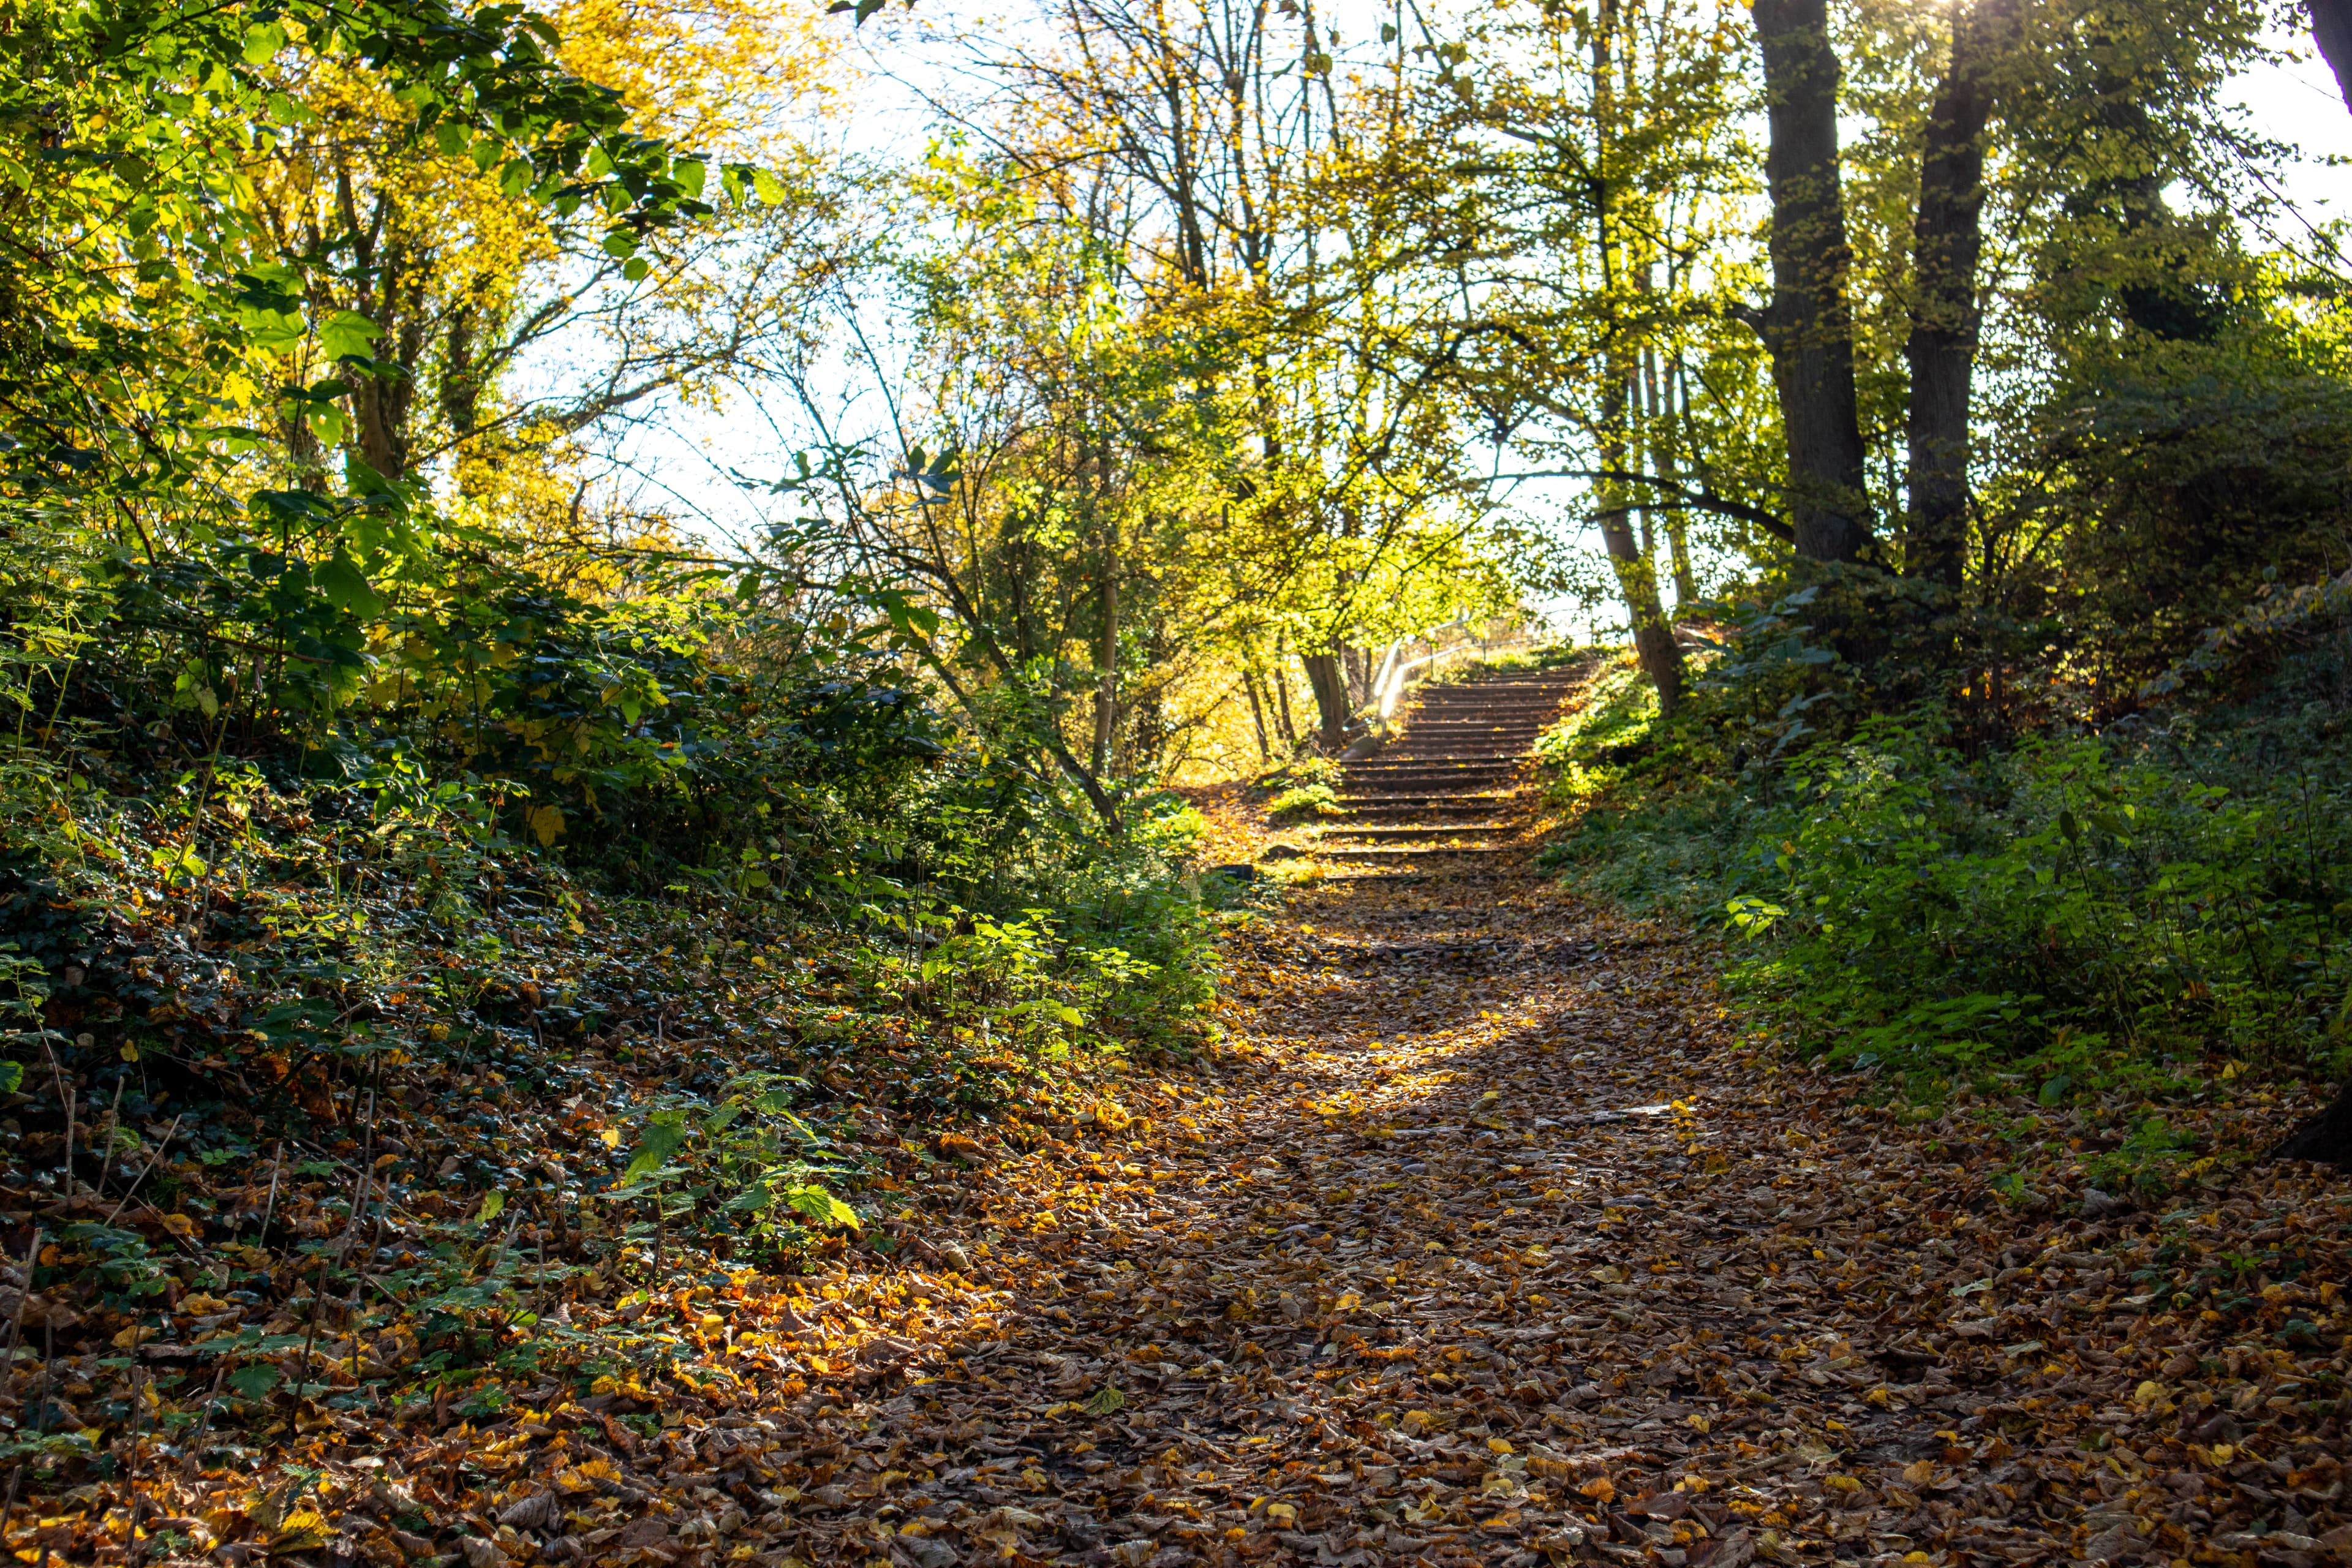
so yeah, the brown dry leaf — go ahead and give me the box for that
[12,669,2350,1568]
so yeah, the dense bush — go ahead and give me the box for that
[1542,633,2352,1108]
[0,486,1223,1287]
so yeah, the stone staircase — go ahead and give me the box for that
[1315,665,1583,869]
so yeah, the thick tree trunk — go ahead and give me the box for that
[1902,0,2008,592]
[2315,0,2352,115]
[1300,651,1354,749]
[1751,0,1871,563]
[2274,1079,2352,1170]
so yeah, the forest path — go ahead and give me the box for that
[621,676,2347,1568]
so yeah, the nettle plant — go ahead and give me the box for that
[608,1073,867,1276]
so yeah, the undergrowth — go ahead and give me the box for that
[1539,626,2352,1194]
[0,514,1222,1493]
[1253,756,1345,823]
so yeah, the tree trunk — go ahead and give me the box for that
[1903,0,2008,592]
[1242,668,1272,761]
[1751,0,1871,563]
[2274,1078,2352,1170]
[1092,552,1118,777]
[1595,0,1683,714]
[1273,632,1298,747]
[1300,651,1354,749]
[2315,0,2352,115]
[1596,379,1684,716]
[1645,349,1698,605]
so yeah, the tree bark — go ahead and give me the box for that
[1093,538,1118,778]
[1596,0,1684,713]
[1300,651,1354,749]
[2274,1079,2352,1170]
[1751,0,1871,563]
[2315,0,2352,115]
[1903,0,2008,592]
[1645,349,1698,604]
[1596,374,1684,715]
[1273,631,1298,747]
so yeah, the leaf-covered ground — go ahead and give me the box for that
[11,779,2352,1568]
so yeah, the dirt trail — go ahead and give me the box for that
[489,671,2350,1568]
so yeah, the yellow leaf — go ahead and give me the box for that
[1579,1477,1616,1503]
[162,1212,198,1237]
[526,802,566,845]
[269,1508,331,1553]
[598,1127,621,1148]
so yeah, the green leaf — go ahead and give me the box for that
[624,1111,690,1182]
[228,1365,281,1400]
[0,1063,20,1095]
[434,120,470,157]
[622,257,651,282]
[232,266,307,352]
[317,551,383,618]
[674,158,706,198]
[241,21,288,63]
[1081,1384,1126,1415]
[478,1191,505,1225]
[750,167,789,205]
[783,1183,859,1231]
[319,311,382,363]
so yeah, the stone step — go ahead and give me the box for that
[1325,823,1512,842]
[1339,800,1513,818]
[1319,843,1513,862]
[1373,752,1533,766]
[1349,760,1526,774]
[1350,753,1528,766]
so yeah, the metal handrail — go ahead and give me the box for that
[1365,615,1538,725]
[1376,635,1534,720]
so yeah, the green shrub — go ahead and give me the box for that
[1547,684,2352,1099]
[1254,757,1344,822]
